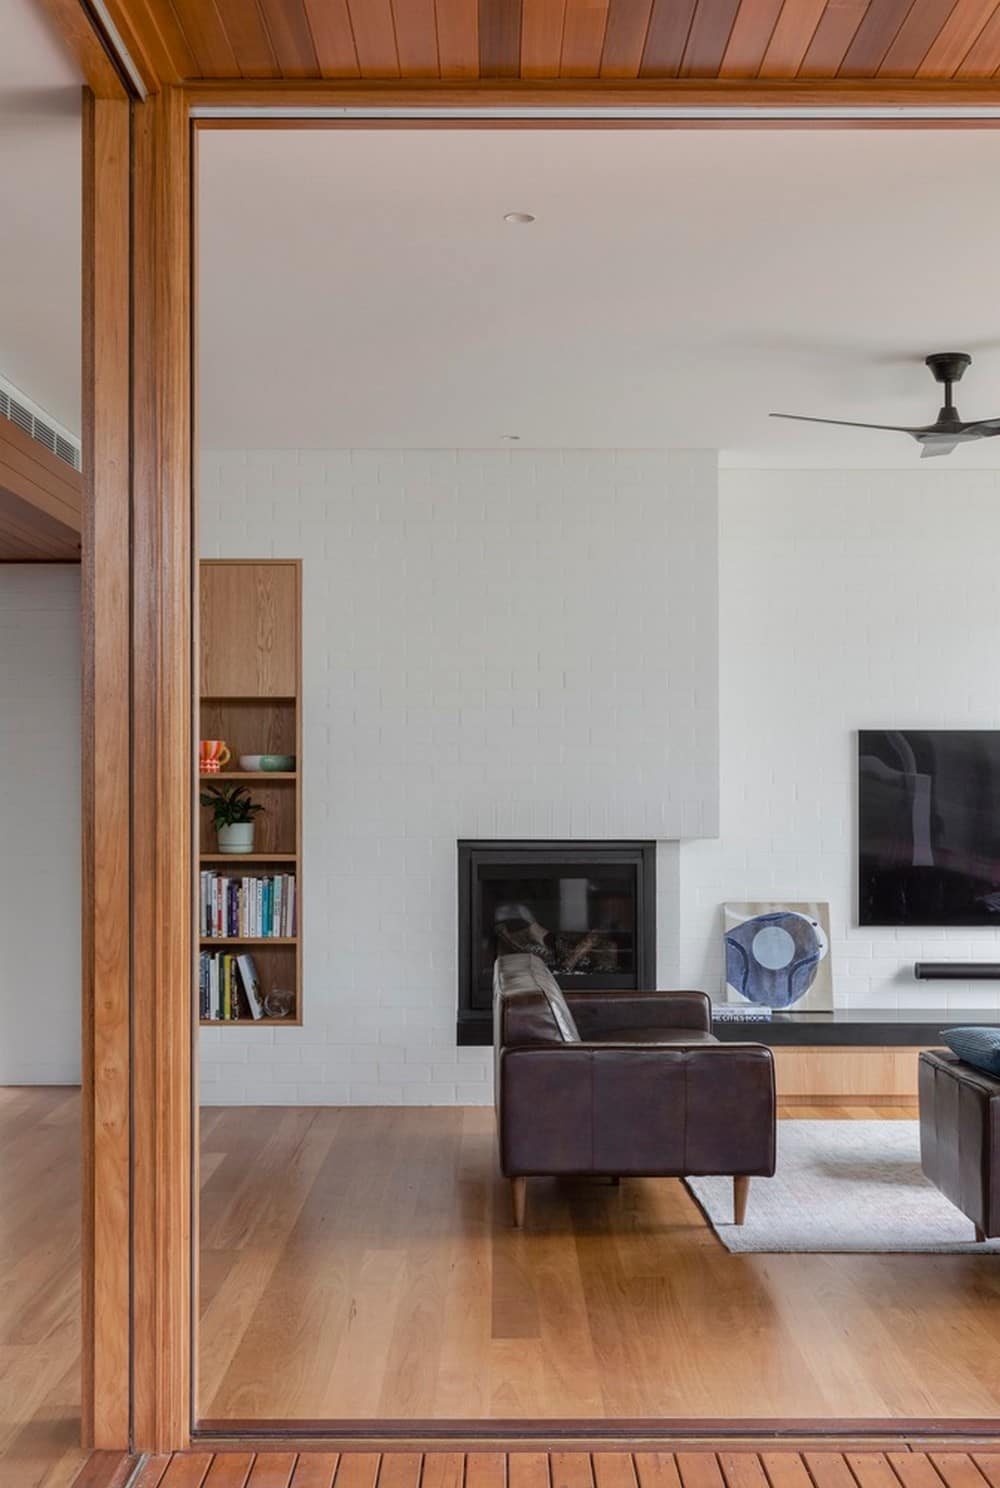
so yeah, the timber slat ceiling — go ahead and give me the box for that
[130,0,1000,80]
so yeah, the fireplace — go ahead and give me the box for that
[457,840,656,1045]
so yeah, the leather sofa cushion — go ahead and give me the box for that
[587,1025,719,1045]
[494,953,580,1042]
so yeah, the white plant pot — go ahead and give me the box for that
[217,822,255,854]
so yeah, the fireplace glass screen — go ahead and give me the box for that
[481,867,636,978]
[457,841,656,1043]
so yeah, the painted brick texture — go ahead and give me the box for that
[679,468,1000,1012]
[199,449,720,1104]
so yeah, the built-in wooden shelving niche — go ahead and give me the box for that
[197,560,302,1027]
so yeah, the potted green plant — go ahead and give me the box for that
[200,783,264,854]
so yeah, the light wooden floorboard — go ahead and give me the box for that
[0,1087,86,1488]
[198,1104,1000,1424]
[8,1088,998,1463]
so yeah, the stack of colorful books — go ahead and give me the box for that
[199,871,296,939]
[199,950,266,1021]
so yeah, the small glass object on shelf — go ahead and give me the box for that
[264,987,295,1019]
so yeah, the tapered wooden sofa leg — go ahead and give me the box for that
[734,1175,750,1225]
[511,1176,527,1228]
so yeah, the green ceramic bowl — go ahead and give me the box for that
[260,755,295,772]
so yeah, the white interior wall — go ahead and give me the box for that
[1,462,992,1093]
[679,467,1000,1010]
[200,453,1000,1106]
[0,565,81,1084]
[199,449,719,1105]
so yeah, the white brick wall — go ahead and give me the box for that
[199,449,720,1104]
[679,468,1000,1011]
[0,565,81,1084]
[9,461,990,1097]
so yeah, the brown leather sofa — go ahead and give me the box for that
[493,953,776,1227]
[919,1049,1000,1241]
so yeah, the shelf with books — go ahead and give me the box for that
[200,1017,302,1028]
[199,941,297,1022]
[198,560,302,1028]
[200,936,297,945]
[200,852,297,863]
[200,867,297,940]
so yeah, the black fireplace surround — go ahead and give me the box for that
[457,840,657,1045]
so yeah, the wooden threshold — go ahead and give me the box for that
[114,1447,1000,1488]
[195,1422,1000,1442]
[70,1452,137,1487]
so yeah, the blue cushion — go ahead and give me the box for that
[941,1025,1000,1077]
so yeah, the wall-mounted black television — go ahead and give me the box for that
[859,729,1000,926]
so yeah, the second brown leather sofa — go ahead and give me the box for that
[494,952,776,1227]
[919,1048,1000,1241]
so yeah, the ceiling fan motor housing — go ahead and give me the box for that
[926,352,972,386]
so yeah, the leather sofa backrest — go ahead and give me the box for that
[493,953,581,1045]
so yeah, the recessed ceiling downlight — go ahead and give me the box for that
[503,212,535,224]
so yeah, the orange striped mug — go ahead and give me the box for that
[199,740,231,774]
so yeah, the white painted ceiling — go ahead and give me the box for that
[199,125,1000,465]
[4,14,1000,469]
[0,0,81,433]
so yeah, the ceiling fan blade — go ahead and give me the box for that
[920,441,958,458]
[772,354,994,453]
[770,413,919,434]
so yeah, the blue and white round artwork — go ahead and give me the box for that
[725,909,829,1010]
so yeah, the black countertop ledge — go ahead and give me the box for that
[710,1007,998,1046]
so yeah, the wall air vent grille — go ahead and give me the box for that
[0,379,81,473]
[7,395,32,436]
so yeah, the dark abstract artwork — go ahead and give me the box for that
[859,729,1000,926]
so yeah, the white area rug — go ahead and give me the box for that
[685,1121,1000,1254]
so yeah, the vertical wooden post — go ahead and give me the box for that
[130,85,194,1453]
[83,77,194,1454]
[81,89,132,1451]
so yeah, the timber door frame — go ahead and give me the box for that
[65,2,1000,1458]
[83,79,196,1453]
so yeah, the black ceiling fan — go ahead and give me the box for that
[771,353,1000,458]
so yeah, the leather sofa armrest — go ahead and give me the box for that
[565,989,712,1039]
[920,1048,1000,1100]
